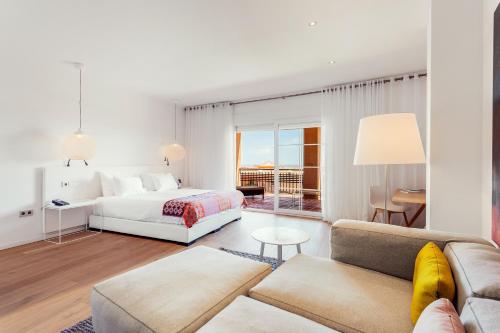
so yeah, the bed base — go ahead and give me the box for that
[89,217,241,246]
[88,208,241,244]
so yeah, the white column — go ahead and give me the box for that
[427,0,484,235]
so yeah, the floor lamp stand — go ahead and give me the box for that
[384,164,389,224]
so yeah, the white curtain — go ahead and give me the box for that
[321,74,427,223]
[184,102,235,190]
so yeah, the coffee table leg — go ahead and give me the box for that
[260,242,265,258]
[277,245,283,264]
[296,244,301,254]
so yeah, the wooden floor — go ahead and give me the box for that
[0,211,331,333]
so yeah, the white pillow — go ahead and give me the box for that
[113,177,146,196]
[99,172,115,197]
[154,173,179,191]
[140,173,157,191]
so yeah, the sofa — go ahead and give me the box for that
[92,220,500,333]
[248,220,498,333]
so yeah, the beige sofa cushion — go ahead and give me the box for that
[444,242,500,312]
[91,246,272,333]
[249,254,414,333]
[331,220,492,281]
[460,297,500,333]
[197,296,339,333]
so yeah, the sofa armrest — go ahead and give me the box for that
[330,220,491,281]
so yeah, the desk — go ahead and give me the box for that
[392,189,426,227]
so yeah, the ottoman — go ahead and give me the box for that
[91,246,272,333]
[197,296,339,333]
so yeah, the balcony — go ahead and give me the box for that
[237,167,321,213]
[235,127,321,214]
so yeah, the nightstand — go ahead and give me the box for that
[42,199,103,244]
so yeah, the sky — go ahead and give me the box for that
[240,129,303,167]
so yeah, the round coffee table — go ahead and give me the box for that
[251,227,310,264]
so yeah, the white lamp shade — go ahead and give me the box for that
[62,131,96,160]
[354,113,425,165]
[165,143,186,161]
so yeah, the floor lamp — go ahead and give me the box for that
[353,113,426,224]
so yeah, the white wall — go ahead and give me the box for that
[0,62,183,249]
[482,0,500,242]
[427,0,484,235]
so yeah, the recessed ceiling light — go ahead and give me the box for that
[308,21,317,27]
[329,60,336,64]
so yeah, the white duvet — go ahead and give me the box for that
[93,188,213,225]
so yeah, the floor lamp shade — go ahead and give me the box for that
[354,113,425,165]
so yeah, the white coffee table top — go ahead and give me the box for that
[251,227,310,246]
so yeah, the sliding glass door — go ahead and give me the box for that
[276,125,321,216]
[235,124,321,217]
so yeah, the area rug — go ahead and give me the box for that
[61,317,94,333]
[218,247,284,271]
[60,248,282,332]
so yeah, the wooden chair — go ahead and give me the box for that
[369,185,410,226]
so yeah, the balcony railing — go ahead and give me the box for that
[239,167,303,194]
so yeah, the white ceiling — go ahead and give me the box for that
[1,0,428,105]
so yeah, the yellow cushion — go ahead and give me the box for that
[411,242,455,324]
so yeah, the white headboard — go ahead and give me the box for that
[42,165,171,204]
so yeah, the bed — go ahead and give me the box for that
[42,166,242,245]
[89,188,242,244]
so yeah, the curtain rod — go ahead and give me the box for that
[184,72,427,110]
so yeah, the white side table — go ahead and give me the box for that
[42,199,103,244]
[251,227,310,264]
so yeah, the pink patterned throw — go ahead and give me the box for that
[162,191,246,228]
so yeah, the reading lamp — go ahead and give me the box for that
[353,113,425,223]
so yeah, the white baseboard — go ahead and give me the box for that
[0,224,87,250]
[0,236,44,250]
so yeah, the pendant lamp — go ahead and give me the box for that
[62,62,96,167]
[164,103,186,165]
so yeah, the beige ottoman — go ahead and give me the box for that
[197,296,339,333]
[91,246,272,333]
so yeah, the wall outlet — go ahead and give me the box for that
[19,209,33,218]
[61,181,70,188]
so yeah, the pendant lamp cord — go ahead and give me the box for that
[79,67,82,131]
[174,103,177,141]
